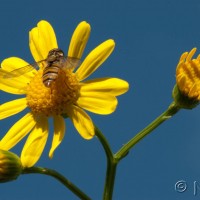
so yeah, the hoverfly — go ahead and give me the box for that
[0,48,80,87]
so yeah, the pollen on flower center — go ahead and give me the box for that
[26,70,80,116]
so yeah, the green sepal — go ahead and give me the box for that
[172,84,199,109]
[0,150,22,183]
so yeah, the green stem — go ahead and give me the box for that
[94,125,117,200]
[93,102,180,199]
[94,125,113,160]
[22,166,91,200]
[103,160,117,200]
[115,101,180,161]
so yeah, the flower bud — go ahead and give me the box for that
[0,150,22,183]
[174,48,200,109]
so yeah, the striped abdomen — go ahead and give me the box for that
[42,65,60,87]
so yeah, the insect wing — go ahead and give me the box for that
[0,68,11,78]
[65,57,81,70]
[2,60,45,79]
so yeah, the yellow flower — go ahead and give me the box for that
[173,48,200,108]
[0,20,129,167]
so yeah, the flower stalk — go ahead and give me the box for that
[115,101,180,161]
[94,101,180,200]
[103,160,117,200]
[94,126,117,200]
[22,166,91,200]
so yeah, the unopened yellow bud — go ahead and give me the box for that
[0,150,22,183]
[174,48,200,109]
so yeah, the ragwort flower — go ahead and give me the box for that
[0,20,129,167]
[173,48,200,108]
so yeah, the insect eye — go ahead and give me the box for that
[56,49,64,57]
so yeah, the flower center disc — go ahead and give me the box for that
[26,70,80,116]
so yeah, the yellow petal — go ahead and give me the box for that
[0,75,27,94]
[189,83,198,98]
[0,98,27,120]
[179,52,188,62]
[186,48,196,61]
[77,92,118,114]
[68,21,91,59]
[49,115,65,159]
[21,116,48,167]
[29,27,42,62]
[29,20,58,62]
[0,113,36,150]
[177,75,187,89]
[80,77,129,96]
[66,105,94,139]
[75,39,115,81]
[1,57,35,81]
[0,57,34,94]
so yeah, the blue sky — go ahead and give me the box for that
[1,0,200,199]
